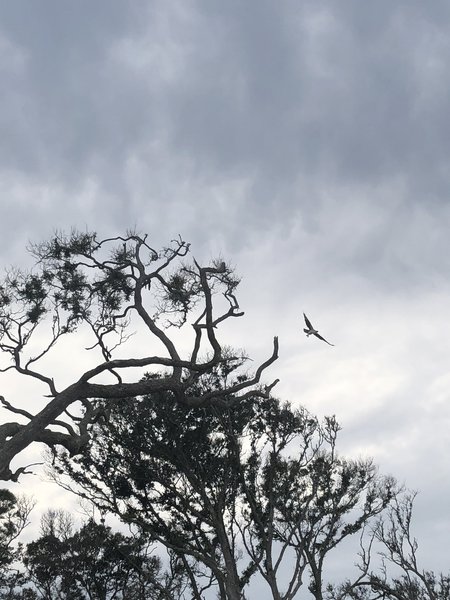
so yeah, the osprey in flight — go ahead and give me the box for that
[303,313,334,346]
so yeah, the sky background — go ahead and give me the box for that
[1,0,450,589]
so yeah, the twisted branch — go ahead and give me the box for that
[0,231,279,480]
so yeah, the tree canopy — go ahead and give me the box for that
[24,513,185,599]
[0,231,278,480]
[51,383,398,600]
[1,484,447,600]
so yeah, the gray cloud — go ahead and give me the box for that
[3,1,450,206]
[1,0,450,581]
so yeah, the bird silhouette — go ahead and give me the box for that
[303,313,334,346]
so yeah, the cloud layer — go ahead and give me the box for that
[1,0,450,579]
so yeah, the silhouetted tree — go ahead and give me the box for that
[24,510,186,599]
[332,493,450,600]
[0,489,34,599]
[50,376,398,600]
[0,230,278,480]
[0,417,446,599]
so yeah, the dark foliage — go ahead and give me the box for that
[24,517,184,599]
[51,383,398,600]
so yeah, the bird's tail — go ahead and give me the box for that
[303,328,310,335]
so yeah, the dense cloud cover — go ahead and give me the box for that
[0,0,449,576]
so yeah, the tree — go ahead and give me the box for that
[237,402,395,600]
[332,493,450,600]
[50,376,398,600]
[24,511,186,600]
[0,489,35,599]
[0,230,278,480]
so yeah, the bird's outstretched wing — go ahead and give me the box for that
[303,313,313,329]
[313,332,334,346]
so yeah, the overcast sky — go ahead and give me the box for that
[1,0,450,586]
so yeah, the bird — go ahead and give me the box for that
[303,313,334,346]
